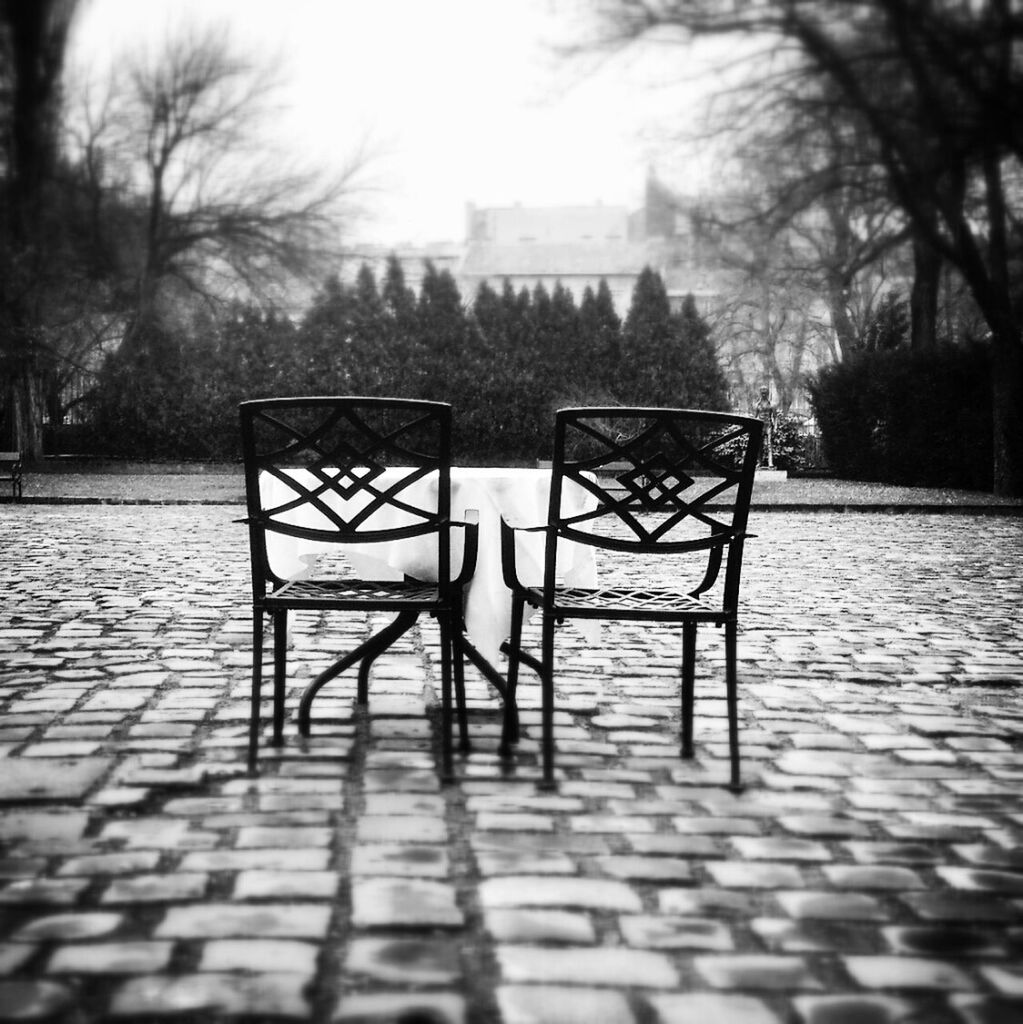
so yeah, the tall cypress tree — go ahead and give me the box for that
[348,263,387,393]
[417,261,468,402]
[620,268,727,408]
[674,293,729,410]
[579,280,621,396]
[381,254,421,395]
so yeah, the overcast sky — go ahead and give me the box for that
[67,0,721,246]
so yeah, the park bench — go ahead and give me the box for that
[0,451,24,500]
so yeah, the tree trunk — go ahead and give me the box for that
[2,356,45,458]
[991,326,1023,497]
[910,235,940,350]
[826,276,858,357]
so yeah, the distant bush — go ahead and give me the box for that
[807,345,992,490]
[770,416,817,472]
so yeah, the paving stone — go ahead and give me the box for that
[155,902,331,939]
[351,878,464,928]
[361,768,440,793]
[179,848,330,872]
[937,867,1023,894]
[778,815,873,838]
[232,869,339,899]
[900,892,1021,923]
[694,954,823,990]
[705,861,806,889]
[659,888,756,916]
[844,842,947,865]
[791,994,925,1024]
[843,955,977,990]
[646,993,782,1024]
[949,994,1023,1024]
[480,876,642,912]
[56,851,161,876]
[497,945,678,987]
[109,972,311,1018]
[0,943,36,973]
[484,909,597,945]
[497,984,635,1024]
[731,837,832,861]
[821,865,927,890]
[99,872,208,903]
[345,936,462,984]
[356,815,448,843]
[13,911,122,941]
[882,926,1007,958]
[627,834,719,857]
[672,816,762,836]
[0,980,75,1021]
[595,855,694,882]
[0,810,90,844]
[199,939,320,975]
[620,914,734,951]
[978,964,1023,997]
[751,918,837,953]
[350,844,449,878]
[332,991,465,1023]
[474,847,577,876]
[775,891,889,921]
[45,940,173,974]
[0,878,89,906]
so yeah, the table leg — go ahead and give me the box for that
[297,610,419,735]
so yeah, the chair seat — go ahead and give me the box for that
[268,577,441,608]
[521,584,726,619]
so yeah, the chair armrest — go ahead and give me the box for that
[451,509,479,589]
[500,515,545,592]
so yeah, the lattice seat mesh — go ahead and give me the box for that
[271,578,440,604]
[540,585,709,615]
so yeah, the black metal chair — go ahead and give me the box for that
[500,407,762,791]
[239,397,478,778]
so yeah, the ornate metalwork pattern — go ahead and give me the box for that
[245,400,445,543]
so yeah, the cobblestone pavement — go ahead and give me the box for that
[1,504,1022,1023]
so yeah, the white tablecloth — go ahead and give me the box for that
[261,467,598,662]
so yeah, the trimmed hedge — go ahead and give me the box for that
[807,345,993,490]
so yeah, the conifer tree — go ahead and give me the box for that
[417,261,469,402]
[579,280,621,395]
[621,267,727,408]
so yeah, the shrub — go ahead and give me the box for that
[807,345,992,489]
[770,416,816,472]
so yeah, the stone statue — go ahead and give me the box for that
[753,385,776,469]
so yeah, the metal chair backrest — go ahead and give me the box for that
[546,407,763,609]
[240,397,453,589]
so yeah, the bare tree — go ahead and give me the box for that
[67,25,370,362]
[583,0,1023,494]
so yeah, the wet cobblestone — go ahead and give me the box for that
[1,504,1021,1022]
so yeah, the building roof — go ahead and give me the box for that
[460,242,651,278]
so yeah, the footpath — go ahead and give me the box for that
[1,474,1021,1023]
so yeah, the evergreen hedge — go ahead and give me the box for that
[80,262,730,464]
[807,345,993,490]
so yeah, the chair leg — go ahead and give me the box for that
[272,610,287,746]
[452,621,470,753]
[725,620,742,793]
[499,596,525,757]
[538,612,557,791]
[439,615,455,783]
[248,609,265,770]
[681,621,697,758]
